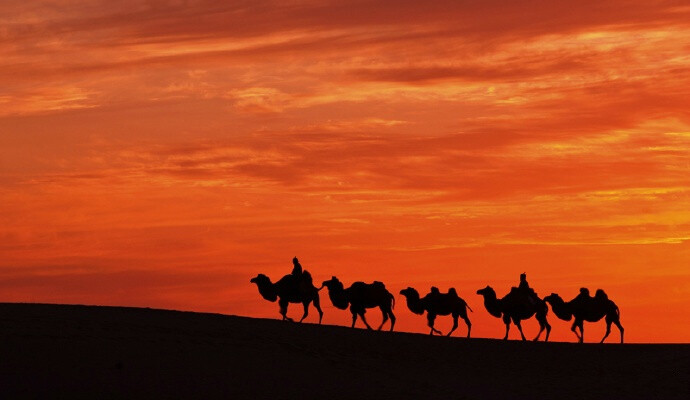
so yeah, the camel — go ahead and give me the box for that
[250,271,323,324]
[544,290,624,343]
[476,285,551,341]
[320,276,396,331]
[399,287,472,338]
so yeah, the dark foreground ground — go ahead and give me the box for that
[0,303,688,399]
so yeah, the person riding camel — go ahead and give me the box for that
[518,272,538,306]
[291,256,303,276]
[518,273,529,291]
[289,256,308,297]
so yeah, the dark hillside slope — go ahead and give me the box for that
[0,303,687,399]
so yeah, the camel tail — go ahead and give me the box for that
[389,291,395,309]
[466,303,473,313]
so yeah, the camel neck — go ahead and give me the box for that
[256,279,277,302]
[482,293,503,318]
[326,285,349,310]
[403,292,425,315]
[551,298,573,320]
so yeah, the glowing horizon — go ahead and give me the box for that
[1,0,689,342]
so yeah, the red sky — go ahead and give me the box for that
[1,0,689,342]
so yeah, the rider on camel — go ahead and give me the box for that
[291,256,303,276]
[289,256,309,297]
[518,272,538,305]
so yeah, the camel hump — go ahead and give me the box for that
[448,287,458,297]
[302,270,313,285]
[595,289,608,301]
[372,280,386,289]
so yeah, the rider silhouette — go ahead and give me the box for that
[292,256,303,276]
[289,257,307,298]
[518,273,537,305]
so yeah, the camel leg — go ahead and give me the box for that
[534,323,544,342]
[603,312,624,344]
[351,311,358,328]
[388,310,395,332]
[313,293,324,325]
[534,321,551,342]
[462,315,472,339]
[614,320,624,344]
[577,321,585,343]
[502,314,511,340]
[534,312,550,342]
[279,299,293,322]
[571,320,581,342]
[298,301,309,323]
[514,318,527,341]
[427,313,442,335]
[447,315,459,337]
[359,311,373,330]
[601,320,612,343]
[377,306,389,331]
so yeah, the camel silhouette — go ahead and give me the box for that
[250,271,323,324]
[399,287,472,337]
[476,286,551,341]
[320,276,396,331]
[544,290,624,343]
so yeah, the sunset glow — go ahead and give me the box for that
[1,0,689,342]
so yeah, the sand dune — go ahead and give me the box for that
[0,303,687,399]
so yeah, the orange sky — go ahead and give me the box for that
[1,0,689,342]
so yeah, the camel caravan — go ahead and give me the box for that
[250,257,624,343]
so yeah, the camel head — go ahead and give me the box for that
[399,287,425,315]
[250,273,278,302]
[399,287,420,299]
[321,276,344,291]
[543,293,563,304]
[250,273,269,285]
[321,276,349,310]
[476,285,496,298]
[543,293,572,321]
[476,285,502,318]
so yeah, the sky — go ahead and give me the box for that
[1,0,689,343]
